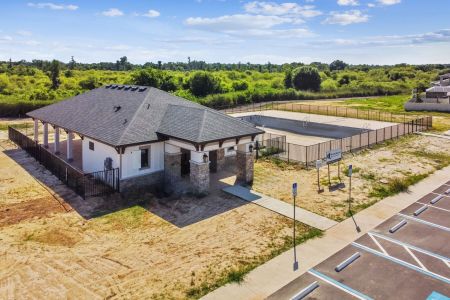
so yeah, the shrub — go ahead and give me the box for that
[79,76,100,90]
[292,66,321,91]
[232,81,248,91]
[189,71,221,97]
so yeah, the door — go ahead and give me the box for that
[209,150,217,173]
[181,149,191,176]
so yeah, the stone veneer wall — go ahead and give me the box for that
[216,148,226,171]
[120,171,164,196]
[190,161,210,194]
[236,151,254,184]
[164,152,182,193]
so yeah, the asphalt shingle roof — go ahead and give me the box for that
[27,85,263,147]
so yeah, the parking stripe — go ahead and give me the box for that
[308,269,373,300]
[404,245,428,271]
[352,242,450,285]
[369,232,450,262]
[368,233,388,255]
[397,213,450,232]
[416,202,450,213]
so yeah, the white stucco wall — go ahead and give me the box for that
[121,142,164,179]
[82,137,120,174]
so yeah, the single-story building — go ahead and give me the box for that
[27,85,264,194]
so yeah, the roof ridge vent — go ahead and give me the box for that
[124,86,131,90]
[117,85,124,90]
[111,85,118,89]
[113,105,121,112]
[138,87,147,92]
[131,86,139,91]
[105,84,112,89]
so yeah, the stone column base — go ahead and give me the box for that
[164,152,181,194]
[216,148,226,171]
[190,161,210,194]
[236,151,254,184]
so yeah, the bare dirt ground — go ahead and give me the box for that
[0,137,318,299]
[253,134,450,222]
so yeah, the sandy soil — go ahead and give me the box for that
[0,139,316,299]
[253,134,450,221]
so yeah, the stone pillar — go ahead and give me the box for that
[43,123,49,148]
[190,151,210,194]
[164,143,182,194]
[67,131,74,162]
[216,148,226,171]
[54,127,60,154]
[236,143,255,184]
[33,119,39,143]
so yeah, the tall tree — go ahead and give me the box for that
[49,60,60,90]
[329,60,348,71]
[292,66,321,91]
[68,56,76,70]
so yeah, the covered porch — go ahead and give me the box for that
[163,136,256,195]
[30,118,84,172]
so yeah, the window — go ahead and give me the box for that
[140,147,150,169]
[89,141,94,151]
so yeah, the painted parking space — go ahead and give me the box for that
[269,183,450,299]
[266,272,355,300]
[416,193,450,211]
[400,202,450,228]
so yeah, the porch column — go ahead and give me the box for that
[43,123,49,148]
[216,148,226,171]
[67,131,74,162]
[54,126,60,154]
[33,119,39,143]
[190,150,210,194]
[236,142,255,184]
[164,143,182,194]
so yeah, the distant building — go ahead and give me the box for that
[405,73,450,112]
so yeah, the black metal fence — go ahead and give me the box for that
[8,126,120,199]
[251,116,432,167]
[220,101,420,123]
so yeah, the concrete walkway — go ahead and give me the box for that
[205,166,450,300]
[223,185,337,231]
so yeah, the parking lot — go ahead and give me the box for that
[268,182,450,300]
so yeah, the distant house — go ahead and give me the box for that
[27,85,263,194]
[405,73,450,112]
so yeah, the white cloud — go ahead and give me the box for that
[367,3,376,7]
[323,10,369,25]
[244,1,322,18]
[0,35,13,41]
[337,0,359,6]
[377,0,401,5]
[27,2,78,10]
[185,14,293,30]
[102,8,124,17]
[143,9,160,18]
[17,30,32,36]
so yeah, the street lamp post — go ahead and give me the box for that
[292,182,298,271]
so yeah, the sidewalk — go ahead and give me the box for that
[204,165,450,300]
[223,185,337,230]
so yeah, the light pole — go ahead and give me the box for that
[348,165,361,233]
[292,182,298,271]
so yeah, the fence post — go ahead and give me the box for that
[305,146,308,168]
[287,143,290,163]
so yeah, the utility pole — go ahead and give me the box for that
[292,182,298,271]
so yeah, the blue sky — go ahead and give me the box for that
[0,0,449,64]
